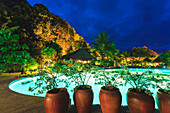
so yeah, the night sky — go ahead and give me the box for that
[27,0,170,53]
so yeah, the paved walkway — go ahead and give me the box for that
[0,78,160,113]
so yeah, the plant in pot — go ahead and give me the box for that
[120,67,156,113]
[93,67,123,113]
[23,62,70,113]
[153,73,170,113]
[62,60,98,113]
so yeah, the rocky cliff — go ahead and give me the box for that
[0,0,89,59]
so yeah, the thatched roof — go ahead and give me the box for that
[153,56,162,62]
[62,49,96,61]
[142,46,159,56]
[143,57,152,62]
[129,46,159,57]
[62,52,75,60]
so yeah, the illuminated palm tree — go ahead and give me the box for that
[91,32,117,61]
[121,51,130,65]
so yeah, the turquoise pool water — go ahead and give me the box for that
[9,68,170,109]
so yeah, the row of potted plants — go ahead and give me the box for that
[119,67,170,113]
[94,66,169,113]
[24,61,169,113]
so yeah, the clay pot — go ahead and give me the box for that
[127,88,155,113]
[73,85,93,113]
[99,86,122,113]
[156,89,170,113]
[44,88,69,113]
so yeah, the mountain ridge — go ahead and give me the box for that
[0,0,89,60]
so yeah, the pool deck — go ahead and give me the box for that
[0,78,160,113]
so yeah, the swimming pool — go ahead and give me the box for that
[9,68,170,109]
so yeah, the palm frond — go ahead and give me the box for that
[91,42,98,46]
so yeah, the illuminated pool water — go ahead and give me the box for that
[9,68,170,109]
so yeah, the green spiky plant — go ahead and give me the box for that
[93,66,124,91]
[152,73,170,94]
[120,66,169,95]
[62,60,98,90]
[22,62,70,95]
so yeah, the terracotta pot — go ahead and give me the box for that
[99,86,122,113]
[156,89,170,113]
[73,85,93,113]
[44,88,69,113]
[127,88,155,113]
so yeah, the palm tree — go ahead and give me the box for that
[132,47,150,66]
[143,57,152,66]
[91,32,117,61]
[159,50,170,67]
[121,51,130,66]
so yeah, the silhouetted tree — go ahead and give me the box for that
[91,32,118,61]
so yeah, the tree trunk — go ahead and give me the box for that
[114,60,116,67]
[125,58,128,66]
[100,51,104,61]
[131,61,133,66]
[116,60,119,67]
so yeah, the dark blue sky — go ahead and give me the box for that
[27,0,170,53]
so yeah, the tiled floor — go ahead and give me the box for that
[0,78,160,113]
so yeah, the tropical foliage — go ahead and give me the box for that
[0,0,168,75]
[0,0,89,63]
[24,56,39,72]
[159,50,170,67]
[23,62,70,95]
[143,57,152,62]
[152,74,170,94]
[91,32,118,61]
[0,27,29,72]
[119,66,169,95]
[93,67,124,90]
[62,60,98,89]
[131,47,151,61]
